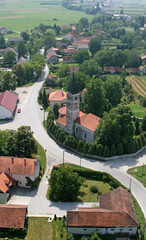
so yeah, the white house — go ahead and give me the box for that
[0,156,40,188]
[0,90,17,120]
[67,187,139,236]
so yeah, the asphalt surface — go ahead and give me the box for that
[1,65,146,218]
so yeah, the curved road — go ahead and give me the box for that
[0,65,146,218]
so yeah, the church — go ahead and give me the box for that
[57,75,101,143]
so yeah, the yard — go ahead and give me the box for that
[128,101,146,118]
[128,165,146,187]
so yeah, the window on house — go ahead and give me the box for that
[111,229,114,231]
[76,128,78,133]
[129,229,132,231]
[120,229,123,231]
[85,133,86,138]
[83,229,87,231]
[75,97,77,100]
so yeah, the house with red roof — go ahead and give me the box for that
[0,156,39,188]
[67,187,139,236]
[0,90,18,120]
[49,89,67,111]
[0,204,27,229]
[141,55,146,65]
[56,75,101,143]
[46,51,61,64]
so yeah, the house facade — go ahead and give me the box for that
[67,187,139,236]
[0,90,18,120]
[0,156,40,188]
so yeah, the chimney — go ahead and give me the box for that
[11,157,14,164]
[24,158,26,166]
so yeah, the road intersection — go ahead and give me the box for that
[0,65,146,218]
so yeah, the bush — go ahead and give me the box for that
[90,185,98,193]
[83,142,89,154]
[117,143,123,155]
[103,146,109,157]
[58,131,66,143]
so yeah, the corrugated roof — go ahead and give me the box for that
[0,90,17,113]
[0,205,27,228]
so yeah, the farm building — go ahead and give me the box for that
[0,90,18,120]
[67,187,139,236]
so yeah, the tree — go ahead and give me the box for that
[21,31,30,41]
[12,64,25,86]
[57,64,70,78]
[135,118,141,135]
[17,41,27,57]
[84,78,107,117]
[79,17,89,28]
[73,50,90,64]
[42,88,48,109]
[89,38,101,56]
[0,36,6,48]
[3,51,16,66]
[117,143,123,155]
[91,232,101,240]
[142,116,146,131]
[53,103,59,118]
[1,72,17,91]
[5,126,37,157]
[79,59,102,77]
[104,78,123,107]
[49,166,84,201]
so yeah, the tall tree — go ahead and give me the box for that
[49,166,84,201]
[5,126,37,157]
[3,51,16,66]
[73,50,90,64]
[84,78,107,116]
[79,59,102,77]
[1,72,17,91]
[12,64,25,86]
[79,17,89,28]
[42,88,48,109]
[0,36,6,48]
[17,41,27,57]
[89,37,101,56]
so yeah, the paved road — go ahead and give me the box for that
[1,65,146,218]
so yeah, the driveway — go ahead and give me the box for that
[1,64,146,218]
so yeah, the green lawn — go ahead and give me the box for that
[0,0,92,32]
[128,165,146,187]
[128,102,146,118]
[32,140,46,172]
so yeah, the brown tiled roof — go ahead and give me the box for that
[0,156,36,176]
[0,204,27,228]
[0,172,14,193]
[99,187,139,225]
[49,90,67,102]
[61,49,77,54]
[46,51,60,60]
[57,110,85,126]
[76,113,100,132]
[59,106,66,116]
[67,210,138,228]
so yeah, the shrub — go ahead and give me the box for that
[110,144,116,156]
[117,143,123,155]
[103,146,109,157]
[83,142,89,154]
[58,131,66,143]
[77,140,85,152]
[90,185,98,193]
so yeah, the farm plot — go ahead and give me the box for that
[126,75,146,97]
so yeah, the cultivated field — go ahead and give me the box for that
[0,0,93,32]
[126,75,146,97]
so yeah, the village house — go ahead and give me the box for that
[0,27,11,35]
[0,204,27,229]
[103,66,145,75]
[46,47,59,55]
[67,187,139,236]
[46,51,61,64]
[17,56,27,65]
[141,55,146,65]
[8,37,23,43]
[0,90,18,120]
[48,89,67,111]
[0,156,40,188]
[0,47,18,62]
[57,75,101,143]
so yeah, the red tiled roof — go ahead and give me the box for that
[46,51,60,60]
[76,113,101,132]
[0,90,17,113]
[67,210,138,228]
[49,90,67,102]
[59,106,66,116]
[141,55,146,60]
[99,187,139,225]
[57,115,66,126]
[61,48,77,54]
[0,156,36,176]
[0,205,27,228]
[103,66,141,74]
[0,172,14,193]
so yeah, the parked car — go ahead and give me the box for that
[40,106,43,110]
[17,108,21,113]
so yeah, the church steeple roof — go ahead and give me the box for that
[68,73,78,95]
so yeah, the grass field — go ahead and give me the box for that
[128,165,146,187]
[128,101,146,118]
[32,140,46,172]
[0,0,93,32]
[126,75,146,97]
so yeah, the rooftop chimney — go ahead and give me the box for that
[11,157,14,164]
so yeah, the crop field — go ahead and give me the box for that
[107,0,146,16]
[126,75,146,97]
[0,0,93,32]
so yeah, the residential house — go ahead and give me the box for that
[49,89,67,111]
[0,47,18,62]
[0,90,18,120]
[141,55,146,65]
[46,87,54,99]
[17,56,27,65]
[67,187,139,236]
[0,156,40,188]
[103,66,145,75]
[8,37,23,43]
[56,75,101,143]
[46,47,59,55]
[0,27,11,35]
[0,205,27,229]
[46,51,61,64]
[63,32,78,42]
[0,172,14,194]
[56,38,68,48]
[61,48,77,63]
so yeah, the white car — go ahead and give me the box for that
[40,106,43,110]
